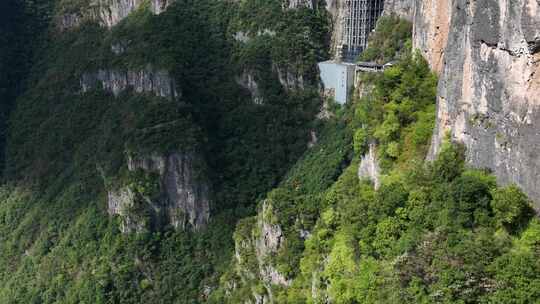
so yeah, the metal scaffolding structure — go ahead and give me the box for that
[340,0,384,61]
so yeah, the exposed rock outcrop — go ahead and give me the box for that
[236,70,264,104]
[151,0,174,15]
[81,68,180,99]
[417,0,540,208]
[273,64,306,91]
[358,143,381,189]
[283,0,315,10]
[325,0,347,58]
[57,0,175,30]
[233,29,277,43]
[412,0,451,74]
[383,0,415,20]
[108,152,210,233]
[108,187,150,233]
[255,201,290,288]
[227,200,291,303]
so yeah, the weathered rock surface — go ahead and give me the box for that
[325,0,347,58]
[383,0,415,20]
[108,187,150,233]
[283,0,315,10]
[151,0,175,15]
[81,68,180,99]
[416,0,540,208]
[57,0,175,30]
[412,0,451,74]
[236,70,264,104]
[255,201,290,288]
[358,143,381,189]
[108,152,210,233]
[227,200,291,303]
[274,64,306,91]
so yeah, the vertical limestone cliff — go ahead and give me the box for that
[325,0,347,58]
[415,0,540,208]
[382,0,414,20]
[358,143,381,189]
[412,0,451,74]
[225,200,290,303]
[57,0,175,30]
[108,152,211,233]
[81,68,180,100]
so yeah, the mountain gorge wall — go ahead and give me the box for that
[415,0,540,208]
[57,0,174,30]
[108,153,210,233]
[81,68,180,99]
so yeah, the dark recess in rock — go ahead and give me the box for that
[529,40,540,54]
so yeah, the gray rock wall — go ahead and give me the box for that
[412,0,451,74]
[236,70,264,104]
[283,0,315,10]
[358,143,381,189]
[226,200,291,303]
[325,0,347,58]
[383,0,415,20]
[415,0,540,208]
[57,0,175,30]
[81,68,180,100]
[108,152,210,232]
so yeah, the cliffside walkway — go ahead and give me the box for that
[355,61,395,73]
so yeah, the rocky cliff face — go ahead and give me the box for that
[57,0,174,30]
[81,68,180,99]
[226,200,291,303]
[412,0,451,74]
[236,70,264,104]
[415,0,540,208]
[358,143,381,189]
[325,0,346,58]
[283,0,315,9]
[108,152,210,233]
[383,0,414,20]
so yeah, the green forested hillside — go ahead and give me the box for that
[0,0,330,302]
[0,2,539,304]
[213,17,540,304]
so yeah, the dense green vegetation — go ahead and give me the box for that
[359,15,412,63]
[213,16,540,304]
[2,2,539,303]
[278,141,540,304]
[210,115,354,303]
[354,48,437,172]
[0,0,51,170]
[0,0,330,302]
